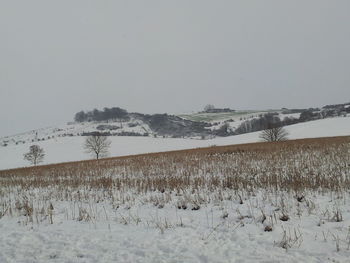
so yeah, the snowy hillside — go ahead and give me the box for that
[2,102,349,148]
[0,117,153,147]
[0,116,349,170]
[0,109,305,149]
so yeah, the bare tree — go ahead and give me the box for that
[84,135,111,160]
[259,125,289,142]
[24,145,45,165]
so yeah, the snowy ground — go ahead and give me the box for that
[0,116,349,170]
[1,191,349,262]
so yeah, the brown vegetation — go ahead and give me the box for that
[0,136,349,195]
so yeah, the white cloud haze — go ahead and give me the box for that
[1,0,350,136]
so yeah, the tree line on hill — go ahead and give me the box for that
[74,107,129,122]
[72,102,349,138]
[234,104,350,135]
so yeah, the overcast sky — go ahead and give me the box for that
[1,0,350,137]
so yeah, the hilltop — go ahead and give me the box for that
[1,102,349,149]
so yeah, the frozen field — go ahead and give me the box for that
[0,116,349,170]
[0,136,349,262]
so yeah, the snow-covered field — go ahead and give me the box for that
[1,191,349,263]
[0,116,349,170]
[0,117,349,262]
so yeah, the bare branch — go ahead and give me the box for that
[23,145,45,165]
[260,126,289,142]
[84,135,111,160]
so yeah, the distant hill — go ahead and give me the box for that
[0,116,349,170]
[0,102,349,149]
